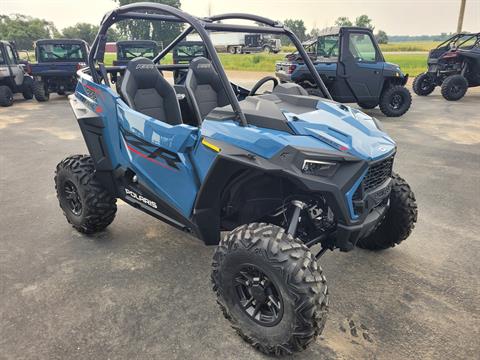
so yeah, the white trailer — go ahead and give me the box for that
[187,32,281,54]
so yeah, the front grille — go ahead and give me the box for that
[353,156,394,201]
[363,156,394,192]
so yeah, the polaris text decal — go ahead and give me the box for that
[125,188,158,209]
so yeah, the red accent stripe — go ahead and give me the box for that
[84,84,99,93]
[126,144,178,172]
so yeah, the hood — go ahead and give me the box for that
[205,93,395,161]
[384,62,405,77]
[285,99,396,161]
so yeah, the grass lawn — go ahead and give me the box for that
[104,51,428,76]
[384,53,427,76]
[284,41,439,53]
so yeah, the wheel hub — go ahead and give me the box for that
[63,180,82,216]
[390,94,403,109]
[234,266,283,326]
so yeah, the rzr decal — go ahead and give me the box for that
[121,128,181,171]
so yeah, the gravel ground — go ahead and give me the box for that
[0,78,479,360]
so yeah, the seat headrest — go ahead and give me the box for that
[125,57,160,89]
[188,57,218,84]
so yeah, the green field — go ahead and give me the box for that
[102,50,429,76]
[283,41,440,53]
[380,41,440,52]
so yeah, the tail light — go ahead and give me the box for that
[287,64,297,74]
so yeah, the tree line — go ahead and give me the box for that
[1,0,448,51]
[0,0,182,50]
[282,15,389,45]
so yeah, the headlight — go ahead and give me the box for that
[302,159,337,177]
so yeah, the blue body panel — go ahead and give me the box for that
[74,73,395,221]
[291,62,337,82]
[30,62,79,77]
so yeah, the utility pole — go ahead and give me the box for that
[456,0,467,33]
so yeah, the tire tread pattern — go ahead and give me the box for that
[412,73,435,96]
[440,74,468,101]
[357,173,418,250]
[54,155,117,234]
[379,85,412,117]
[211,223,328,356]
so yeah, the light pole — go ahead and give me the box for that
[456,0,467,33]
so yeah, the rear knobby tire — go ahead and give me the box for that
[54,155,117,234]
[357,173,418,250]
[22,77,34,100]
[412,72,435,96]
[212,223,328,356]
[33,80,49,102]
[0,85,14,107]
[441,74,468,101]
[379,85,412,117]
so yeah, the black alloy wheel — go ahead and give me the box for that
[63,180,82,216]
[234,265,284,327]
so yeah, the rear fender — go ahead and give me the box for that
[71,74,124,194]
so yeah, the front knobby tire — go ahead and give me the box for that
[54,155,117,234]
[0,85,14,107]
[211,223,328,356]
[379,85,412,117]
[357,173,418,250]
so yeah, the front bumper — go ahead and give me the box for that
[336,202,388,251]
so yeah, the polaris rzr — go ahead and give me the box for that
[54,3,418,356]
[30,39,89,101]
[0,40,34,107]
[275,27,412,117]
[413,32,479,101]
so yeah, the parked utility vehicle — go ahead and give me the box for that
[0,40,34,106]
[30,39,89,101]
[413,32,479,101]
[55,4,417,356]
[188,32,281,54]
[113,40,159,66]
[172,40,207,83]
[276,27,412,117]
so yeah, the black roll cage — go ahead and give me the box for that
[89,2,332,127]
[436,33,480,50]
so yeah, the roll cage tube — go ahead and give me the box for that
[88,3,332,127]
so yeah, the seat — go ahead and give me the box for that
[120,57,182,125]
[184,57,230,124]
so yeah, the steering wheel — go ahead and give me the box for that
[249,76,279,96]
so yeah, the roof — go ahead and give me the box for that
[116,40,158,47]
[315,26,374,37]
[35,39,88,46]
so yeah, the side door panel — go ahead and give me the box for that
[116,100,200,217]
[338,29,384,103]
[5,45,23,86]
